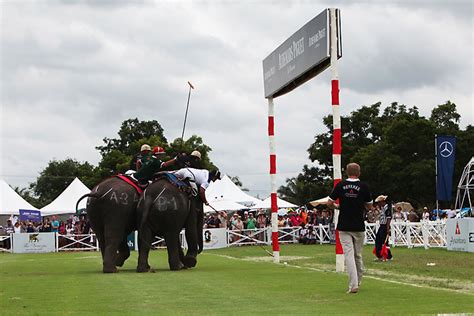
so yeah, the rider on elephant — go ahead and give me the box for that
[129,144,152,171]
[173,167,221,253]
[173,167,221,206]
[132,146,177,184]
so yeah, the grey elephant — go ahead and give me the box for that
[136,178,205,272]
[76,176,141,273]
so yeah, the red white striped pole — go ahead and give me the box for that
[330,8,344,272]
[268,97,280,263]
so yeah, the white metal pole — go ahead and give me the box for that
[330,8,344,273]
[268,97,280,263]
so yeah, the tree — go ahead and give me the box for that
[279,101,469,209]
[96,118,167,156]
[430,101,460,135]
[27,158,97,208]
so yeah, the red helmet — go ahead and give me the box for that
[153,146,165,155]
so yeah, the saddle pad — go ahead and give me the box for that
[115,174,144,194]
[154,172,190,189]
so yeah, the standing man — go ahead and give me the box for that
[374,195,393,261]
[328,163,372,294]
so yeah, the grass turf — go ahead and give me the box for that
[0,244,472,315]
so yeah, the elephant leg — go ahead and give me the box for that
[183,209,199,268]
[94,229,106,261]
[102,227,120,273]
[115,238,130,267]
[165,231,184,271]
[137,225,153,273]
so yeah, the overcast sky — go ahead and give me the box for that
[1,0,472,198]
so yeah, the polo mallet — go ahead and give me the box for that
[181,81,195,140]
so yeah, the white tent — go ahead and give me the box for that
[0,179,38,215]
[206,175,261,207]
[251,196,297,209]
[204,199,248,213]
[40,178,91,215]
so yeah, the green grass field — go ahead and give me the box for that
[0,244,472,315]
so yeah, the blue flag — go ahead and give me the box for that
[436,135,456,201]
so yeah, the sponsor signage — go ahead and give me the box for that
[262,8,342,98]
[446,218,474,252]
[12,232,56,253]
[436,135,456,201]
[203,228,227,250]
[19,209,41,223]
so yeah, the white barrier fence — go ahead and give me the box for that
[0,221,450,253]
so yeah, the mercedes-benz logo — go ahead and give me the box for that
[439,141,454,158]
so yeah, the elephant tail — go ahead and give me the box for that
[75,192,101,214]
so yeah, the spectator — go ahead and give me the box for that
[59,222,66,235]
[13,221,22,233]
[408,209,419,222]
[206,214,220,229]
[298,224,308,244]
[26,222,35,233]
[393,207,403,221]
[289,212,301,227]
[217,211,227,228]
[4,220,14,249]
[422,207,430,221]
[306,225,317,244]
[246,213,256,230]
[242,211,249,229]
[300,209,308,225]
[51,216,59,233]
[257,212,266,229]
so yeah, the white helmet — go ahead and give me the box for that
[190,150,201,160]
[141,144,151,152]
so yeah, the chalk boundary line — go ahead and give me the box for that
[206,253,474,296]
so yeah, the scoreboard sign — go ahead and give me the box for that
[262,8,341,98]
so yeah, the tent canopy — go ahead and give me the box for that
[0,179,38,215]
[206,175,261,207]
[204,199,248,213]
[251,196,297,209]
[40,178,91,216]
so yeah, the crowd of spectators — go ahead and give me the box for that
[0,215,93,249]
[203,208,335,243]
[365,204,458,224]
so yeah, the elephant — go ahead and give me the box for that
[136,178,204,272]
[76,176,141,273]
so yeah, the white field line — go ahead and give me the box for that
[206,253,474,296]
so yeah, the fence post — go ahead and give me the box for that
[406,222,412,248]
[422,222,429,249]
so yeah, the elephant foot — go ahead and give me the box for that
[169,261,185,271]
[115,254,130,267]
[136,264,151,273]
[183,256,197,268]
[103,266,118,273]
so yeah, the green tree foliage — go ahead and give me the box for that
[22,119,216,206]
[27,159,97,208]
[279,101,473,209]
